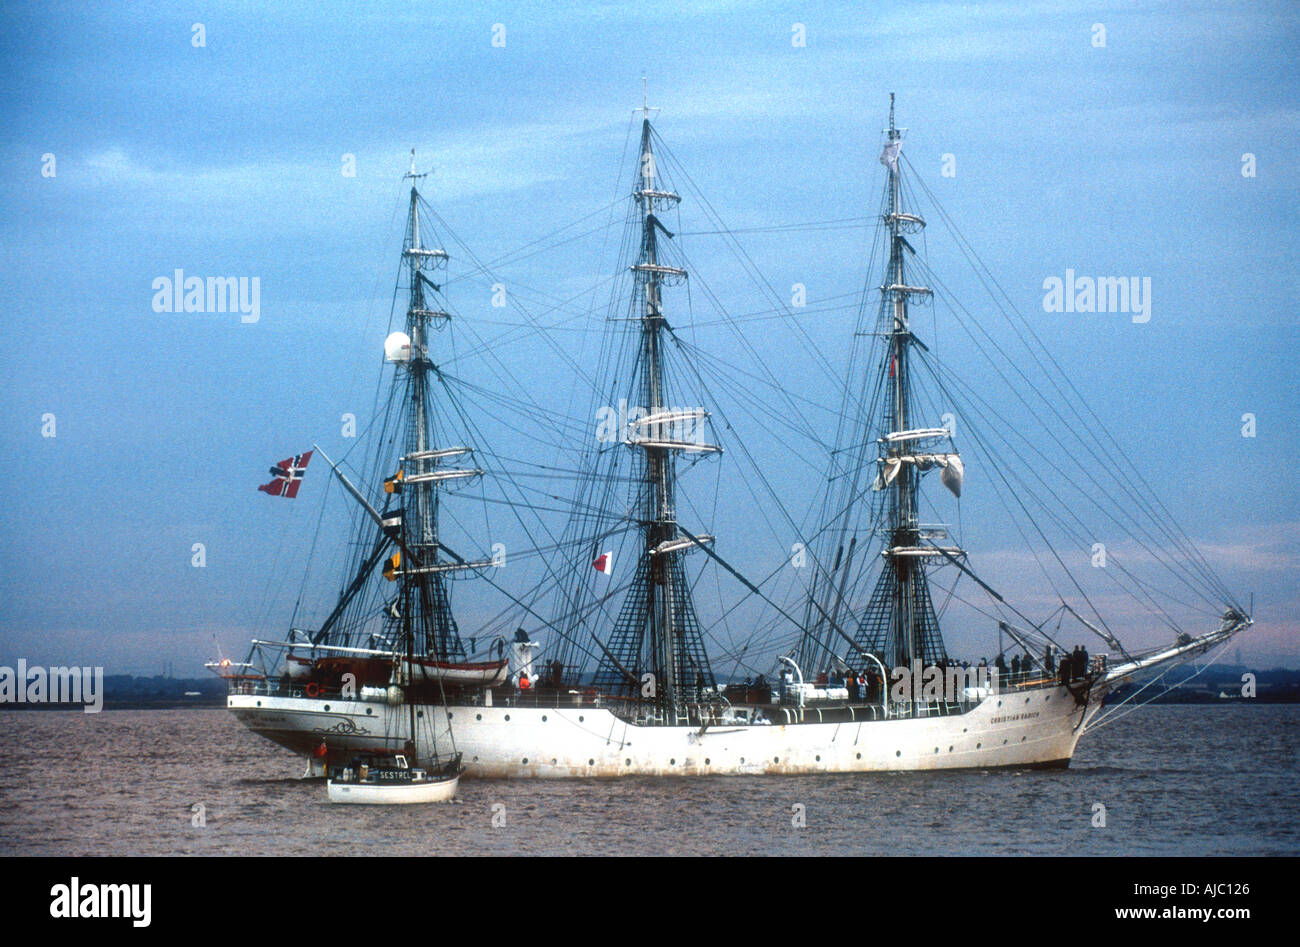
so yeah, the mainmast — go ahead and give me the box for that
[593,105,720,718]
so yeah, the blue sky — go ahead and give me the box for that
[1,1,1296,676]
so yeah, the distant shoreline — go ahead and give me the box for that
[2,666,1296,711]
[0,700,227,711]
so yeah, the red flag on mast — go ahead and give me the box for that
[258,451,313,498]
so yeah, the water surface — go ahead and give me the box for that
[0,704,1294,856]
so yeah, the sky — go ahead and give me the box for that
[0,0,1296,677]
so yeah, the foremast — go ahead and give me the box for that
[592,113,720,719]
[839,97,963,689]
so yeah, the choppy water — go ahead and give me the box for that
[0,704,1295,856]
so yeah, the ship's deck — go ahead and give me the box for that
[223,672,1084,728]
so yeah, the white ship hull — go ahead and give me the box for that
[228,683,1109,778]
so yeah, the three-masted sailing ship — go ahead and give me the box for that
[216,99,1251,777]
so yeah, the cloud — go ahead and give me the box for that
[70,117,620,208]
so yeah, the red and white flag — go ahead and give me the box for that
[592,551,613,575]
[258,451,313,498]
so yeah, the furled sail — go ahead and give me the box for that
[880,140,901,172]
[881,428,950,443]
[873,452,963,497]
[940,455,964,497]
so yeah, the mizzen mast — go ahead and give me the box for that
[390,150,485,662]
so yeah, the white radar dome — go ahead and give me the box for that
[384,331,412,362]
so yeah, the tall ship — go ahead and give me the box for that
[216,99,1252,777]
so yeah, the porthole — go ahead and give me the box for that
[625,759,631,766]
[705,758,711,765]
[976,742,982,748]
[670,758,676,765]
[949,746,954,752]
[996,700,1002,707]
[256,701,261,707]
[504,714,510,721]
[447,712,453,720]
[934,747,939,754]
[522,757,529,764]
[774,756,780,763]
[1002,739,1008,745]
[541,715,547,722]
[856,753,861,760]
[323,705,331,712]
[815,755,821,762]
[588,758,595,766]
[365,708,373,716]
[416,710,423,718]
[551,759,557,765]
[578,715,585,722]
[476,713,482,721]
[1025,697,1030,704]
[895,750,901,757]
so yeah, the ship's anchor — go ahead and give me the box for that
[1067,675,1096,731]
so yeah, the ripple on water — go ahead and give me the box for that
[0,705,1296,855]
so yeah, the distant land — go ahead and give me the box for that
[1104,665,1300,704]
[0,674,227,710]
[1,664,1298,710]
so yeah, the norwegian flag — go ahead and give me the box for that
[592,550,613,575]
[258,451,313,498]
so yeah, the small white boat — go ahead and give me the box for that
[279,652,507,689]
[327,753,462,804]
[402,655,509,688]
